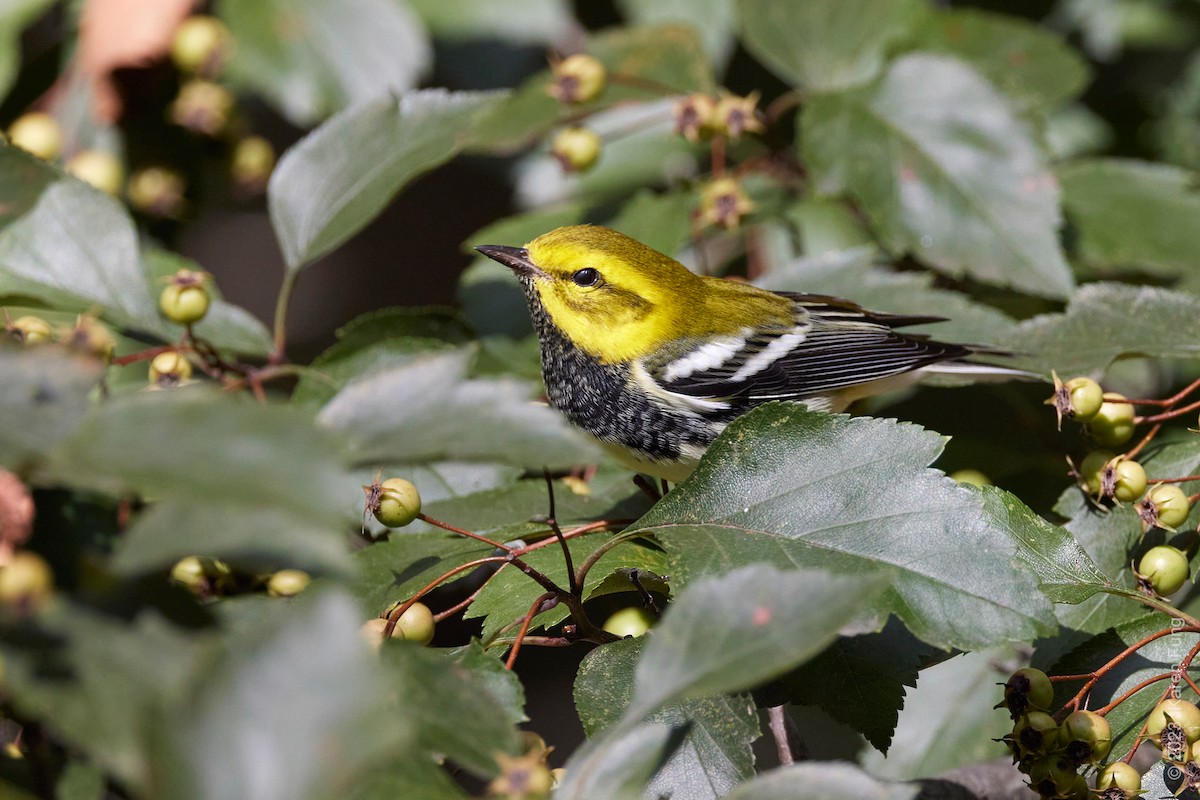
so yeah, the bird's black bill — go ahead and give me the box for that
[474,244,545,278]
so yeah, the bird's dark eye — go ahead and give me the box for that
[571,268,601,287]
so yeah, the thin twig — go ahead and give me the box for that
[506,592,555,669]
[767,706,794,765]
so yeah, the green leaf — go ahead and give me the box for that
[44,389,350,524]
[165,590,396,800]
[627,564,886,719]
[781,620,934,754]
[724,762,925,800]
[861,647,1015,780]
[0,160,159,331]
[1049,612,1200,759]
[142,249,273,357]
[316,349,599,469]
[617,0,736,65]
[606,189,696,258]
[350,531,494,615]
[801,54,1073,298]
[406,0,570,44]
[628,405,1056,650]
[979,485,1109,604]
[0,346,103,470]
[0,0,54,102]
[269,90,504,272]
[220,0,432,126]
[342,756,469,800]
[0,605,214,794]
[378,642,521,777]
[292,307,471,407]
[574,638,759,800]
[906,9,1089,113]
[1059,158,1200,277]
[757,245,1017,345]
[556,722,686,800]
[447,640,527,724]
[737,0,927,92]
[999,282,1200,376]
[466,535,669,642]
[112,498,352,576]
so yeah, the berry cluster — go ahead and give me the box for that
[542,53,765,231]
[2,14,275,217]
[1052,375,1197,597]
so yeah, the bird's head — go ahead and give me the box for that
[476,225,704,363]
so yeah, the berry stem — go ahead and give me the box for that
[505,592,555,669]
[1061,625,1200,714]
[606,71,684,97]
[110,344,175,366]
[1137,397,1200,424]
[541,470,578,595]
[383,555,509,637]
[1118,376,1200,408]
[1091,672,1172,716]
[418,513,509,550]
[1122,423,1161,460]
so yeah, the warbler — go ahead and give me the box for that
[477,225,1029,482]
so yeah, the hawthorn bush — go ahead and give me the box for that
[3,1,1200,799]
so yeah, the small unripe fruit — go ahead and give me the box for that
[170,556,207,590]
[1014,710,1060,756]
[394,601,435,645]
[171,15,230,75]
[7,112,62,160]
[488,753,554,799]
[1061,709,1111,764]
[170,79,234,137]
[266,569,310,597]
[699,177,755,230]
[673,93,717,141]
[1003,667,1054,716]
[547,54,606,104]
[602,606,654,638]
[65,150,124,195]
[0,552,53,609]
[1096,760,1141,794]
[8,315,53,345]
[373,478,421,528]
[159,270,212,325]
[1110,459,1147,503]
[127,166,186,218]
[551,127,602,173]
[1025,753,1077,797]
[1079,450,1115,496]
[148,351,193,386]
[1146,484,1191,529]
[712,93,764,140]
[63,316,115,361]
[949,469,991,487]
[1063,377,1104,422]
[230,136,275,192]
[1138,545,1190,596]
[1088,395,1136,447]
[1146,697,1200,745]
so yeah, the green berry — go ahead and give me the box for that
[1014,710,1060,756]
[712,93,764,140]
[266,569,310,598]
[159,270,212,325]
[551,127,602,173]
[1064,377,1104,421]
[1146,697,1200,745]
[1088,394,1136,447]
[170,556,207,591]
[66,150,124,195]
[949,469,991,487]
[7,112,62,160]
[169,79,234,137]
[0,551,53,610]
[127,166,186,217]
[1111,459,1147,503]
[373,478,421,528]
[231,136,275,192]
[63,316,115,361]
[1138,545,1189,596]
[171,15,230,75]
[394,601,435,645]
[673,93,717,141]
[1025,753,1077,797]
[602,606,655,638]
[1004,667,1055,715]
[8,315,53,345]
[548,54,606,104]
[1147,484,1191,529]
[1061,709,1111,764]
[1096,761,1141,794]
[1080,450,1115,496]
[149,351,193,385]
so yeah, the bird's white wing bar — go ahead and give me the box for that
[660,331,753,382]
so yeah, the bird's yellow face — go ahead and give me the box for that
[522,226,704,363]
